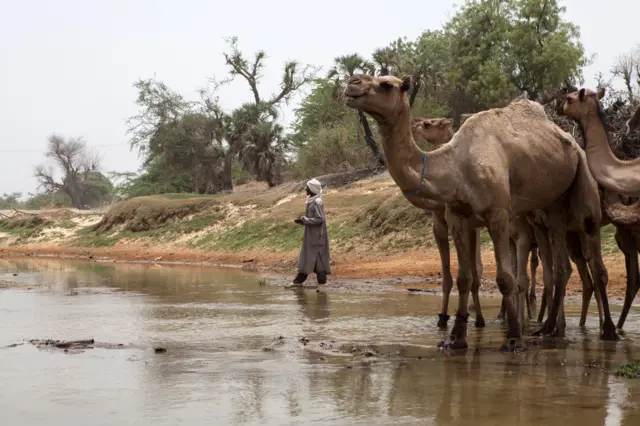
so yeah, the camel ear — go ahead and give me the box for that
[401,76,411,93]
[579,88,586,102]
[597,87,605,100]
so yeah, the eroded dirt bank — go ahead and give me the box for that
[0,176,634,301]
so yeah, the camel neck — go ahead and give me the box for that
[378,110,456,203]
[581,111,640,196]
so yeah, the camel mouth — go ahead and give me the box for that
[343,86,366,103]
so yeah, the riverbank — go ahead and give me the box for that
[0,175,632,301]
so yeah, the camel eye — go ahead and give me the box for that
[423,122,430,128]
[379,81,393,91]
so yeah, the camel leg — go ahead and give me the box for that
[534,212,572,337]
[615,228,640,330]
[483,208,521,350]
[515,236,532,334]
[438,213,473,350]
[528,246,539,320]
[531,224,552,324]
[433,212,453,328]
[470,227,486,328]
[580,232,618,341]
[566,232,598,328]
[498,239,517,321]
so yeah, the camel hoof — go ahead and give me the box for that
[437,313,450,329]
[475,316,486,328]
[532,324,554,337]
[500,338,525,353]
[601,325,620,341]
[437,339,468,350]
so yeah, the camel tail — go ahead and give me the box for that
[571,149,602,237]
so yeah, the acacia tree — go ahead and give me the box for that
[34,135,111,209]
[221,37,317,189]
[327,54,385,167]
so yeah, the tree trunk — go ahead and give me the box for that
[409,80,421,108]
[221,151,234,191]
[64,187,84,210]
[357,110,386,167]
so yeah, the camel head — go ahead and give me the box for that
[556,88,606,120]
[411,117,454,145]
[343,74,412,122]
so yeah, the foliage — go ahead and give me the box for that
[445,0,587,111]
[294,120,371,178]
[614,361,640,379]
[0,193,23,209]
[33,135,113,209]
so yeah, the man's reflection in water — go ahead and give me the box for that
[293,290,330,321]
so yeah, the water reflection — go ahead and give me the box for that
[1,257,640,425]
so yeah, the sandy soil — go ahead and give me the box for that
[0,243,633,302]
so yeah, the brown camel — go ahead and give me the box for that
[555,89,640,329]
[413,116,603,332]
[412,116,540,322]
[343,74,618,349]
[556,88,640,196]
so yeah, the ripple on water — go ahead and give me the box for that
[1,258,640,425]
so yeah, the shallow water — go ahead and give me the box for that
[1,258,640,425]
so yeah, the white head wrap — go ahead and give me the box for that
[306,178,322,195]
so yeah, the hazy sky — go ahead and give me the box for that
[1,0,637,196]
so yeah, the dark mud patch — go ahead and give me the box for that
[301,338,436,362]
[3,338,157,355]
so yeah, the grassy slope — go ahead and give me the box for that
[0,176,621,258]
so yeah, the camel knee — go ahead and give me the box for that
[496,270,515,297]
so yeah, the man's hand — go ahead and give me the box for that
[294,217,304,225]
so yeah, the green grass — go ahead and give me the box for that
[599,224,618,255]
[197,220,303,252]
[614,361,640,379]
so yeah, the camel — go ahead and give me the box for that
[343,74,618,349]
[412,116,540,322]
[413,116,605,332]
[555,88,640,197]
[554,88,640,329]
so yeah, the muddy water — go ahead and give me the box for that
[1,259,640,425]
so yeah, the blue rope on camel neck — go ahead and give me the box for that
[403,151,427,196]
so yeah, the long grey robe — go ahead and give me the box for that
[297,197,331,275]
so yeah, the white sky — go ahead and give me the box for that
[0,0,637,196]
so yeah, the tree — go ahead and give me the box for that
[0,193,23,209]
[34,135,112,209]
[611,47,640,102]
[221,37,318,188]
[445,0,587,115]
[292,78,348,143]
[328,54,385,166]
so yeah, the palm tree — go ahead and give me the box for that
[328,54,385,167]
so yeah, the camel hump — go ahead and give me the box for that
[462,100,547,129]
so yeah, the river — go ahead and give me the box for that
[1,257,640,425]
